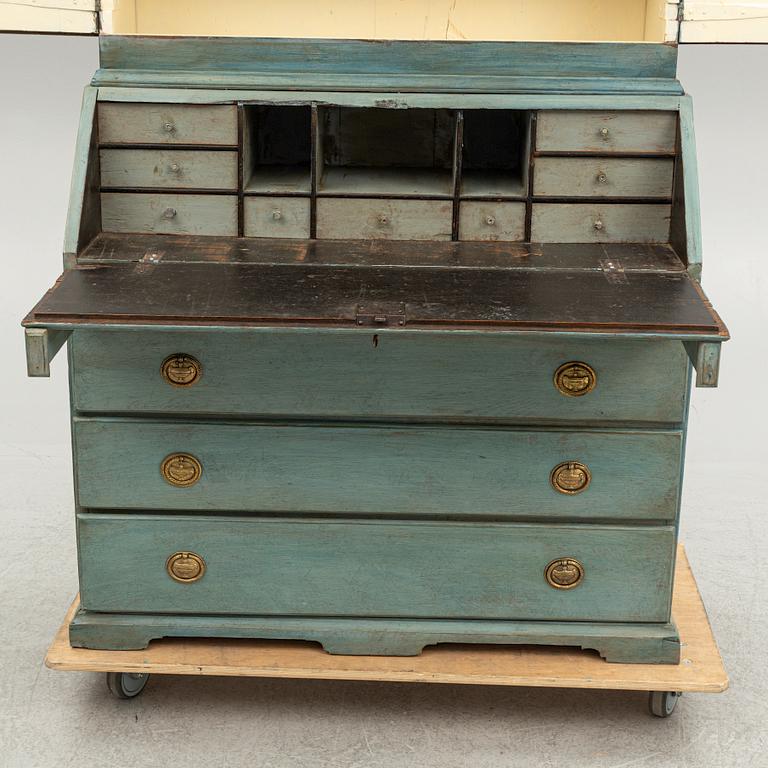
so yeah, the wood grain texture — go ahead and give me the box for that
[536,110,677,153]
[533,157,674,198]
[49,546,726,682]
[531,203,671,243]
[101,193,238,236]
[458,202,526,241]
[98,103,238,146]
[75,513,676,624]
[69,329,689,424]
[24,263,726,336]
[72,420,683,520]
[316,199,453,240]
[100,149,238,190]
[243,197,310,239]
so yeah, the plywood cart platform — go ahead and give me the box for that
[46,546,727,718]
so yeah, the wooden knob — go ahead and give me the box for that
[378,214,390,226]
[162,207,177,220]
[596,172,607,184]
[272,209,283,220]
[593,219,604,231]
[550,461,591,495]
[166,552,206,583]
[554,361,597,397]
[545,558,584,589]
[161,453,202,487]
[161,354,202,386]
[163,121,175,133]
[485,215,496,226]
[599,126,610,139]
[169,163,181,173]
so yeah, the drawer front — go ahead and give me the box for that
[101,193,238,236]
[98,103,238,146]
[533,158,674,198]
[78,513,675,622]
[100,149,238,190]
[459,202,525,241]
[316,198,453,240]
[73,420,683,521]
[530,203,671,243]
[536,111,677,154]
[70,330,689,424]
[244,197,311,238]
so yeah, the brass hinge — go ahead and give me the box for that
[355,302,407,327]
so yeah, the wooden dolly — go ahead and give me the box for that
[46,546,727,718]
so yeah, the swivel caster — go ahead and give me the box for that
[106,671,150,699]
[648,690,682,718]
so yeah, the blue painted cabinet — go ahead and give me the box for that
[24,37,728,663]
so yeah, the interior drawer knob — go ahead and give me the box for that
[162,121,176,134]
[272,209,283,221]
[377,214,390,226]
[169,162,181,173]
[161,453,202,487]
[593,219,604,231]
[162,207,177,220]
[161,354,202,386]
[485,215,496,226]
[166,551,206,583]
[554,361,597,397]
[596,172,608,184]
[550,461,591,495]
[545,558,585,590]
[599,126,610,140]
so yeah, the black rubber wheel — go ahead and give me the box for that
[648,690,681,718]
[106,672,150,699]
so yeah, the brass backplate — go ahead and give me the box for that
[545,558,585,590]
[554,361,597,397]
[161,354,202,387]
[166,551,206,583]
[161,453,202,487]
[550,461,591,495]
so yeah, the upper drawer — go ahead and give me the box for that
[536,111,677,154]
[100,149,238,190]
[101,193,238,236]
[70,330,689,424]
[531,203,671,243]
[73,419,683,521]
[78,513,675,623]
[533,157,674,198]
[98,103,238,146]
[316,198,453,240]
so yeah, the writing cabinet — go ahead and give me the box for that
[23,36,728,663]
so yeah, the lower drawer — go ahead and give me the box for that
[101,192,238,236]
[73,420,683,521]
[77,513,676,622]
[316,198,453,240]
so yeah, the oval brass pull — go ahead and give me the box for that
[166,551,206,583]
[554,361,597,397]
[161,354,202,386]
[161,453,202,487]
[551,461,591,494]
[545,558,584,589]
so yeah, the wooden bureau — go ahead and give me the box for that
[23,36,728,664]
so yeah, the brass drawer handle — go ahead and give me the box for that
[166,551,206,583]
[545,558,584,589]
[161,453,202,487]
[161,354,202,386]
[554,361,597,397]
[551,461,591,494]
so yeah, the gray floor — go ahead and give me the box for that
[2,36,767,768]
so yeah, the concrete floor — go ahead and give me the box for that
[2,447,766,767]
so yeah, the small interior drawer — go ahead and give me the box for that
[101,192,238,236]
[536,111,677,154]
[98,103,238,146]
[316,198,453,240]
[533,157,674,198]
[77,513,676,623]
[459,202,526,241]
[100,149,238,190]
[244,197,310,238]
[531,203,671,243]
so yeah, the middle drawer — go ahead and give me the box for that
[73,420,683,521]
